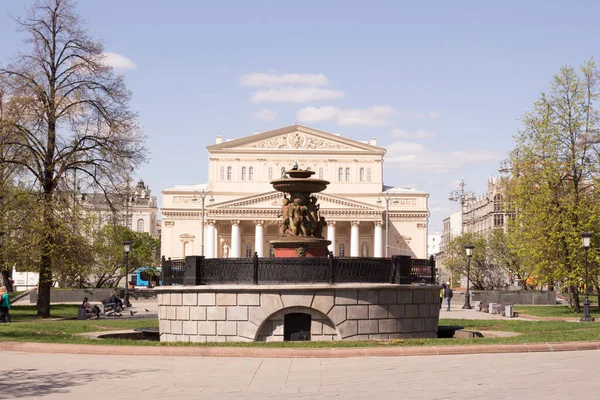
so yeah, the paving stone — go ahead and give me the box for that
[189,335,206,343]
[335,290,358,305]
[206,307,226,321]
[327,305,347,325]
[227,306,248,321]
[160,319,170,334]
[346,305,369,319]
[205,335,226,343]
[358,319,378,334]
[311,335,333,341]
[312,291,335,314]
[397,318,414,333]
[368,304,388,319]
[176,335,190,343]
[167,307,176,320]
[357,290,378,305]
[197,293,216,306]
[183,293,197,306]
[413,318,425,332]
[238,293,260,306]
[368,334,389,340]
[216,293,237,306]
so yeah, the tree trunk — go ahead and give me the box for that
[570,284,581,313]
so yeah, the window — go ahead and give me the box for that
[241,167,247,181]
[494,214,504,227]
[227,167,232,180]
[269,244,274,257]
[338,168,343,181]
[319,167,323,179]
[494,194,503,212]
[220,166,224,180]
[249,167,254,181]
[268,167,273,180]
[137,219,144,232]
[339,243,346,257]
[345,168,350,181]
[360,168,365,182]
[245,243,253,257]
[367,168,371,182]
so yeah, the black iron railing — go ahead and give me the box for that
[162,254,436,286]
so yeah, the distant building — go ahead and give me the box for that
[427,231,442,258]
[463,175,511,235]
[160,125,430,259]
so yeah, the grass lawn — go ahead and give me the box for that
[2,305,600,348]
[514,305,600,318]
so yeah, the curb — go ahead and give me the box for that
[1,341,600,358]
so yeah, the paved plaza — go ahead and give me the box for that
[2,349,599,399]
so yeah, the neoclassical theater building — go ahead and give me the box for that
[161,125,429,259]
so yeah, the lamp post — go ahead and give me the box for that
[123,240,132,307]
[463,244,474,309]
[449,180,476,234]
[581,232,594,322]
[193,189,212,256]
[377,193,391,257]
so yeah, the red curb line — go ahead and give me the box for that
[2,340,600,358]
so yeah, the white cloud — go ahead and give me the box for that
[101,52,137,70]
[297,105,396,126]
[254,108,277,121]
[430,206,452,215]
[240,73,329,87]
[392,129,436,139]
[250,87,344,103]
[385,140,502,173]
[413,111,440,119]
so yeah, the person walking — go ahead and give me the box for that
[0,286,11,322]
[443,283,453,312]
[440,283,446,308]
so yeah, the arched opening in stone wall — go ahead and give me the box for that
[255,306,339,342]
[284,313,311,341]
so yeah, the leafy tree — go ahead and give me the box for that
[444,232,508,290]
[91,224,159,288]
[507,60,600,312]
[0,0,146,316]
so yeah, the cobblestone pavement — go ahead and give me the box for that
[3,350,599,400]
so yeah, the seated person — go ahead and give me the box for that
[81,297,101,318]
[108,289,124,311]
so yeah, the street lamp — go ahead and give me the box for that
[192,189,213,256]
[377,193,391,257]
[581,232,594,322]
[463,244,474,309]
[123,240,132,307]
[449,180,476,234]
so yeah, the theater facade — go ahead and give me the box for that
[160,125,429,260]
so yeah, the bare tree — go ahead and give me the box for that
[0,0,146,317]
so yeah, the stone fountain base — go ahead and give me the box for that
[270,237,331,258]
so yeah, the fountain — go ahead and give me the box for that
[269,165,331,257]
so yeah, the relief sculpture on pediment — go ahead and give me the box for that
[240,132,353,150]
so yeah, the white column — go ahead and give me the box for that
[374,221,383,257]
[327,221,336,255]
[350,221,360,257]
[206,220,216,258]
[231,220,241,258]
[254,220,264,257]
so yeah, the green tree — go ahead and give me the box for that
[508,60,600,312]
[0,0,146,316]
[91,224,159,288]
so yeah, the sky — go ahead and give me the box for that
[1,0,599,232]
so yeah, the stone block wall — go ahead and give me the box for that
[156,284,440,343]
[471,290,557,305]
